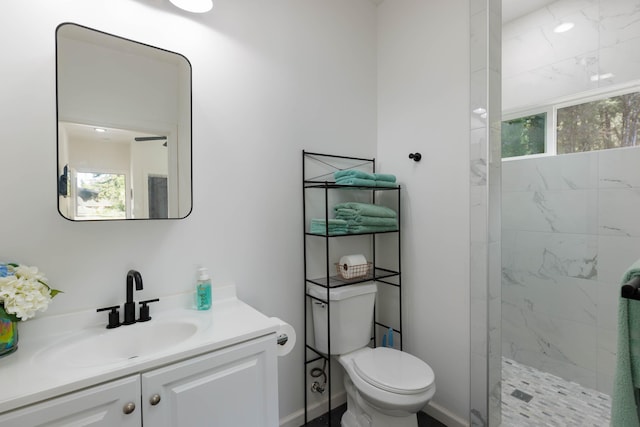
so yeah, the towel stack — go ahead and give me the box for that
[334,202,398,233]
[310,218,348,235]
[334,170,397,188]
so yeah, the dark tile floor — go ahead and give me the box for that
[303,404,448,426]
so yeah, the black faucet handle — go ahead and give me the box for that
[97,305,121,329]
[138,298,160,322]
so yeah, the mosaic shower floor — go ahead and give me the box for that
[501,358,611,426]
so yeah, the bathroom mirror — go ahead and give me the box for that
[56,23,192,220]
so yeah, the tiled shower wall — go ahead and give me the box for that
[501,146,640,396]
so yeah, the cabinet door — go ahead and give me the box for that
[0,375,141,427]
[141,334,278,427]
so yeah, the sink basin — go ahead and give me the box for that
[37,314,204,368]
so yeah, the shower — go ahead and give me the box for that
[498,0,640,425]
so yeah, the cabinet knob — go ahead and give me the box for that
[123,402,136,415]
[149,394,162,406]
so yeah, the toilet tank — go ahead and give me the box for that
[307,282,377,355]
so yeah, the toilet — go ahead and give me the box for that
[308,282,435,427]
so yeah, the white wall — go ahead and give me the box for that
[69,138,130,173]
[0,0,377,422]
[377,0,471,423]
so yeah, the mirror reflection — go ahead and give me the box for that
[56,23,192,221]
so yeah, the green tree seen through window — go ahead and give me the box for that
[501,113,546,158]
[557,92,640,154]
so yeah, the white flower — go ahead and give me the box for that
[0,263,58,321]
[12,264,48,285]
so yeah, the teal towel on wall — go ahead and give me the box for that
[333,202,396,218]
[611,259,640,427]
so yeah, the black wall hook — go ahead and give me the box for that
[408,153,422,162]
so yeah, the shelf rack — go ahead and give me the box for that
[302,150,402,426]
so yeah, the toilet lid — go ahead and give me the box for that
[353,347,434,395]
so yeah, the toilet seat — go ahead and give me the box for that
[352,347,434,395]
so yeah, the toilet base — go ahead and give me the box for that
[341,372,419,427]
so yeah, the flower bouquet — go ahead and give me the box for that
[0,263,62,357]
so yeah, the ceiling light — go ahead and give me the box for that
[473,107,487,115]
[94,128,106,133]
[553,22,575,33]
[169,0,213,13]
[590,72,614,82]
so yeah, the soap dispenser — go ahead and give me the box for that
[196,267,212,310]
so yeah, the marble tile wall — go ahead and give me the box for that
[501,146,640,396]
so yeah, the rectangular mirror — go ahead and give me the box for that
[56,23,192,221]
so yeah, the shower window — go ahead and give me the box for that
[502,86,640,159]
[557,92,640,154]
[501,113,546,158]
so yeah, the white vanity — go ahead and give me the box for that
[0,285,280,427]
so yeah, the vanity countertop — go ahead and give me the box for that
[0,284,280,414]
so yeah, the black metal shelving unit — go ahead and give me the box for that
[302,150,402,426]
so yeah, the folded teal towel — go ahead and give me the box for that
[337,215,398,228]
[334,170,375,180]
[334,208,357,219]
[310,219,348,235]
[333,202,396,218]
[334,170,397,184]
[336,177,377,187]
[612,259,640,427]
[372,173,396,183]
[375,180,398,188]
[347,224,398,233]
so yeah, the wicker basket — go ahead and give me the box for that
[335,261,372,280]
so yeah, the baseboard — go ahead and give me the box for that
[422,401,470,427]
[279,391,347,427]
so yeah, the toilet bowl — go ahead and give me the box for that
[307,283,436,427]
[339,347,435,414]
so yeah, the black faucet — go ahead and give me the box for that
[123,269,143,325]
[97,270,159,329]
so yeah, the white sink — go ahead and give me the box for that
[36,313,205,368]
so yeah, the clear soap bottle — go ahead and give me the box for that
[196,267,212,310]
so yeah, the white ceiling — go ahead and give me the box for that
[502,0,556,23]
[502,0,640,111]
[372,0,557,21]
[62,122,157,146]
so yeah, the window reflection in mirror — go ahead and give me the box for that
[56,23,192,221]
[75,172,127,220]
